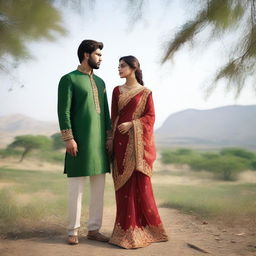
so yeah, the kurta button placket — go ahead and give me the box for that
[89,74,101,114]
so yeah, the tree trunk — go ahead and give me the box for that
[19,148,30,162]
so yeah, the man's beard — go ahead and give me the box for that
[88,56,100,69]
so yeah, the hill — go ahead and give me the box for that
[156,105,256,149]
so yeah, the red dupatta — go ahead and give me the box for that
[111,86,156,191]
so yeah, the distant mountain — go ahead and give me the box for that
[156,105,256,149]
[1,105,256,149]
[0,114,58,148]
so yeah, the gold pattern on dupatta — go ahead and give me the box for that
[112,87,152,191]
[132,89,153,177]
[112,129,136,191]
[118,86,145,112]
[77,65,101,114]
[109,222,168,249]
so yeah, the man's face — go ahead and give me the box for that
[88,48,102,69]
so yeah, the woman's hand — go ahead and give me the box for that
[118,121,133,134]
[66,139,78,157]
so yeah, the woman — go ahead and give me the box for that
[108,56,168,249]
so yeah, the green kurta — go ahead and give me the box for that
[57,69,111,177]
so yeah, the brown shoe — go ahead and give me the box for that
[67,235,79,245]
[87,230,109,242]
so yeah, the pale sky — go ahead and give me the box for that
[0,0,255,128]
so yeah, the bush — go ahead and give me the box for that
[161,148,196,164]
[220,148,255,160]
[250,160,256,170]
[202,152,219,159]
[0,148,21,158]
[161,148,254,181]
[161,150,178,164]
[205,156,248,181]
[175,148,192,155]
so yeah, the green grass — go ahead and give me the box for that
[0,167,255,235]
[154,182,256,223]
[0,168,115,235]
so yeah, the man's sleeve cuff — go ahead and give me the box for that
[61,129,74,141]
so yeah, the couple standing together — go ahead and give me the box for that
[57,39,168,249]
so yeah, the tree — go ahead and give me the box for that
[0,0,66,72]
[8,135,52,162]
[161,0,256,97]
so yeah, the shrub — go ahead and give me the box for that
[161,150,177,164]
[205,156,248,181]
[250,160,256,170]
[161,148,253,181]
[0,148,21,158]
[220,148,255,160]
[202,152,219,159]
[175,148,192,155]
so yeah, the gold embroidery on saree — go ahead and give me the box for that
[133,119,144,170]
[132,89,153,177]
[118,86,145,112]
[133,88,151,119]
[113,129,136,191]
[109,223,168,249]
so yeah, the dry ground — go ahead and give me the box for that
[0,207,256,256]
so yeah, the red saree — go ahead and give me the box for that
[109,86,168,249]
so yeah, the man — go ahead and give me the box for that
[57,40,112,245]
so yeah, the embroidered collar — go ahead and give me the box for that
[77,65,93,76]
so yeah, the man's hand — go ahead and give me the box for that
[118,122,133,134]
[66,139,78,157]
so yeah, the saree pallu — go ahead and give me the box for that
[109,86,168,249]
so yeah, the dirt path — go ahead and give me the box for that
[0,208,255,256]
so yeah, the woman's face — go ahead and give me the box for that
[118,60,134,78]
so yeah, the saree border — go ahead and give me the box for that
[109,222,168,249]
